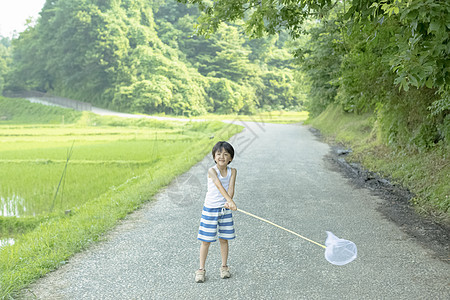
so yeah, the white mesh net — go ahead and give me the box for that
[237,209,358,266]
[324,231,357,266]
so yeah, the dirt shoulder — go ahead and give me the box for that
[308,127,450,262]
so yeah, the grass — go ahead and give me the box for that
[0,97,82,124]
[0,162,151,216]
[0,216,44,236]
[307,104,449,223]
[157,110,309,124]
[0,98,244,299]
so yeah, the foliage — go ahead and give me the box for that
[178,0,333,38]
[155,0,303,113]
[182,0,449,107]
[4,0,303,116]
[333,1,449,150]
[293,18,345,116]
[0,37,11,93]
[345,0,450,105]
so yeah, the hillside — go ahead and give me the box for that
[0,97,82,124]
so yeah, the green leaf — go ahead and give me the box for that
[409,74,419,87]
[428,21,441,34]
[425,77,434,89]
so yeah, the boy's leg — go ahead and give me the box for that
[219,238,231,279]
[219,238,228,267]
[196,241,210,283]
[199,241,211,270]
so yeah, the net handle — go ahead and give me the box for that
[237,208,326,249]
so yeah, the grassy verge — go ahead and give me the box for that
[0,97,82,124]
[307,104,449,224]
[150,110,309,124]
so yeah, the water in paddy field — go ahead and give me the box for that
[0,238,15,249]
[0,194,25,250]
[0,194,28,217]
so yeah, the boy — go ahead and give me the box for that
[195,141,237,283]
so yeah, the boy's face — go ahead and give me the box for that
[214,148,232,166]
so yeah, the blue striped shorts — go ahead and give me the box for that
[197,206,236,242]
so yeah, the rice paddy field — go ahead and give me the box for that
[0,125,217,218]
[0,97,243,298]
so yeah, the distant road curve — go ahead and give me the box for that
[26,97,204,122]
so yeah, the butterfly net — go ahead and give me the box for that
[324,231,357,266]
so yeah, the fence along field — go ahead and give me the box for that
[0,97,241,248]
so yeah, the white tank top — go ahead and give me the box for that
[204,166,231,208]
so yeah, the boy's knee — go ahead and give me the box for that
[219,238,228,244]
[201,241,211,247]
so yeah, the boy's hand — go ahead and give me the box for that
[224,200,237,211]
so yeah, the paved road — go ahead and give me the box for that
[22,121,449,299]
[26,97,201,122]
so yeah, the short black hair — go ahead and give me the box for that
[212,141,234,164]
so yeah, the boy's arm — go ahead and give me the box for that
[227,168,237,199]
[208,167,237,210]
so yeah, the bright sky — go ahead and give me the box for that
[0,0,47,38]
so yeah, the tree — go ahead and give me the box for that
[178,0,333,38]
[0,42,9,93]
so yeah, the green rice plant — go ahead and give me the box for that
[76,112,179,129]
[1,140,161,161]
[0,216,44,236]
[0,161,153,217]
[0,119,232,216]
